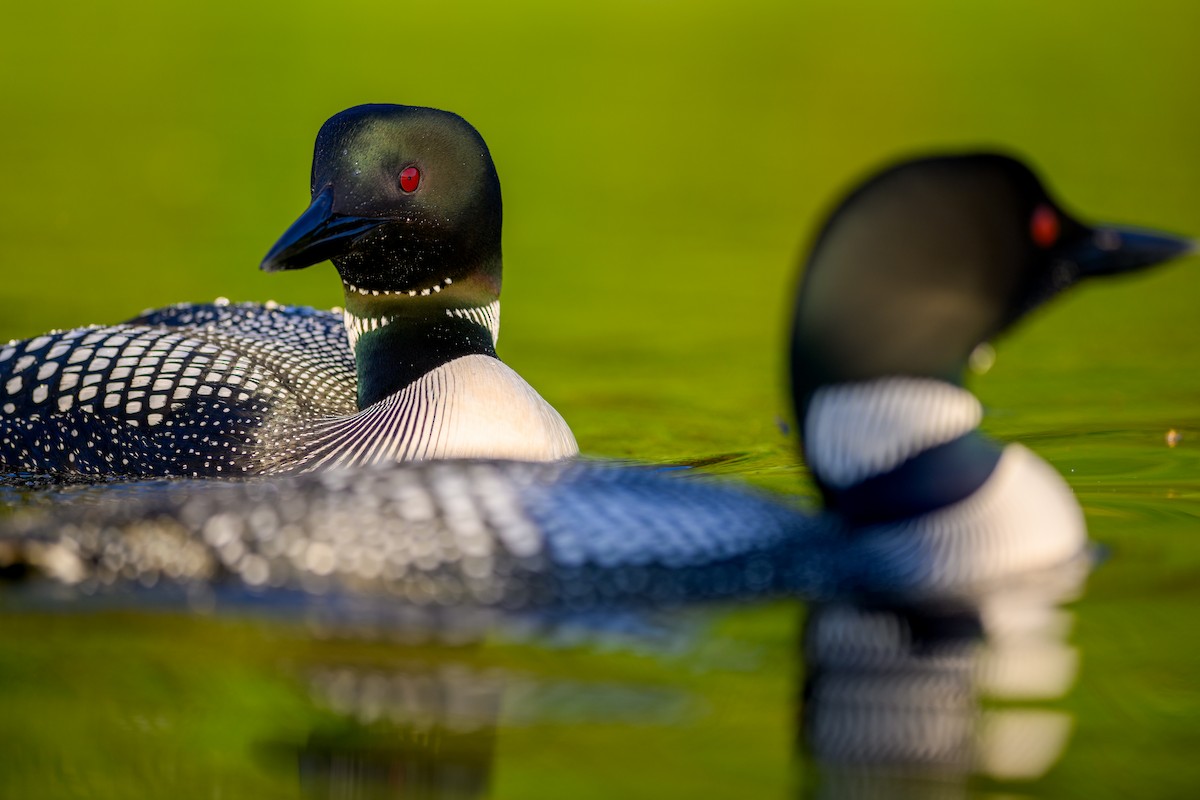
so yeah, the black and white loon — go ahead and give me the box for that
[789,153,1191,590]
[0,154,1191,606]
[0,105,576,478]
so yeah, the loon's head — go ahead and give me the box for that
[261,104,503,320]
[791,153,1194,528]
[791,153,1194,415]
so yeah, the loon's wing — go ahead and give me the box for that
[0,460,834,610]
[0,303,358,478]
[126,302,354,378]
[0,455,1089,611]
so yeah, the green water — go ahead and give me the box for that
[1,0,1198,796]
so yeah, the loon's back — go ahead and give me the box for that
[0,298,576,478]
[0,301,358,477]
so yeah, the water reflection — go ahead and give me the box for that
[283,665,513,800]
[798,559,1087,799]
[292,719,497,800]
[250,565,1088,800]
[273,645,695,798]
[304,660,692,734]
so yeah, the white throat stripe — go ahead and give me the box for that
[805,378,982,488]
[343,301,501,353]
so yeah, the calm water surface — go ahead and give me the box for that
[1,388,1196,799]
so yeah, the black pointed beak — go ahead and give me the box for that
[260,186,389,272]
[1070,224,1196,278]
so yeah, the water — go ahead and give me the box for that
[0,416,1195,798]
[2,1,1199,796]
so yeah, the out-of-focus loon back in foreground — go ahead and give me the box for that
[1,461,831,610]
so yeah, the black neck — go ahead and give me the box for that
[352,313,497,408]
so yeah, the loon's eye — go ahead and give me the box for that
[1030,204,1060,248]
[399,166,421,193]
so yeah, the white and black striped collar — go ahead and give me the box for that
[804,377,982,488]
[804,378,999,524]
[343,300,501,354]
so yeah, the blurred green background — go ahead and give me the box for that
[1,0,1199,797]
[3,0,1196,467]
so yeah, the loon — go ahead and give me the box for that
[0,105,576,479]
[0,153,1192,607]
[789,154,1192,589]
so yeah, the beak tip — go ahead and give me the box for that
[1085,225,1198,276]
[259,240,299,272]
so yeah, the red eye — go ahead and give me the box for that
[1030,204,1060,248]
[399,166,421,193]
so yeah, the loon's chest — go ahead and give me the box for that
[276,354,578,472]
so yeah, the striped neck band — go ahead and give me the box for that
[804,377,983,489]
[343,301,501,354]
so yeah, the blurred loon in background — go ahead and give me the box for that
[0,105,576,478]
[0,153,1192,608]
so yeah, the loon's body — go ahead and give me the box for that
[0,105,576,478]
[0,154,1191,606]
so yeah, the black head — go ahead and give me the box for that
[261,105,503,304]
[791,153,1194,411]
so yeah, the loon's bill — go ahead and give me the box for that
[260,185,388,273]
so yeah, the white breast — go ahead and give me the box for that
[284,355,577,472]
[853,444,1088,596]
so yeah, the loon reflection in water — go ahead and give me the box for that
[300,570,1083,799]
[277,654,692,799]
[800,558,1086,797]
[253,562,1082,799]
